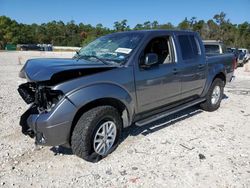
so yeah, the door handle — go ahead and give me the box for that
[172,68,178,74]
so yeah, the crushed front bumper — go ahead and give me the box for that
[20,98,77,146]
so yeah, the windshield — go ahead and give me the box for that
[76,32,143,64]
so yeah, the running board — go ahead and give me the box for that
[135,98,206,127]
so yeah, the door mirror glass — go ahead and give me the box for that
[144,53,158,66]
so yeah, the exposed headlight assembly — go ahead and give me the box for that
[18,82,64,113]
[36,86,64,113]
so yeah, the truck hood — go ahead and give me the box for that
[19,58,118,83]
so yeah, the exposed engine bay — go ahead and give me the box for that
[18,64,116,113]
[18,82,63,113]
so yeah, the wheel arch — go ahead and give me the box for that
[201,69,226,98]
[69,97,129,145]
[213,72,226,86]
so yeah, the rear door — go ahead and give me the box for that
[177,34,206,99]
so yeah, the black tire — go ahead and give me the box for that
[200,78,224,112]
[71,106,122,162]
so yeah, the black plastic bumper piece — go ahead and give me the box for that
[19,106,38,138]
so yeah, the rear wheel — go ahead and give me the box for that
[71,106,122,162]
[200,78,224,112]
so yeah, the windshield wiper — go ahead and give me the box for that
[77,55,110,65]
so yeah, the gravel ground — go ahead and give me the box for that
[0,51,250,188]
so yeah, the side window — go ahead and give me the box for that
[189,35,201,55]
[178,35,200,60]
[178,35,193,60]
[141,36,174,65]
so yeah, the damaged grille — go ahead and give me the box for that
[18,83,63,112]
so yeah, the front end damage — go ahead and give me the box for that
[17,58,117,146]
[18,82,63,113]
[18,82,76,146]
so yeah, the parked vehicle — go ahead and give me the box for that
[227,47,250,66]
[203,40,227,54]
[227,47,239,66]
[18,30,235,162]
[19,44,53,51]
[20,44,41,51]
[37,44,53,51]
[238,48,250,66]
[227,47,234,53]
[238,50,245,67]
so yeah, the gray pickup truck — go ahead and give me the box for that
[18,30,235,162]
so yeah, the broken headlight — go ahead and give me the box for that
[35,87,64,113]
[18,83,64,113]
[18,83,36,104]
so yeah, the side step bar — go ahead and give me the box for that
[135,98,206,127]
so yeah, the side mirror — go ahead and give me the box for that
[144,53,158,67]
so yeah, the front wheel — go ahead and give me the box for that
[71,106,122,162]
[200,78,224,112]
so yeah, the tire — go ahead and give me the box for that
[200,78,224,112]
[71,106,122,162]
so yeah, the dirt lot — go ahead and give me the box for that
[0,51,250,187]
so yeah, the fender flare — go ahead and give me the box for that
[67,83,135,126]
[201,64,226,98]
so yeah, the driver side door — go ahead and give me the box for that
[134,35,182,113]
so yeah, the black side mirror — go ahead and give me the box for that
[144,53,158,67]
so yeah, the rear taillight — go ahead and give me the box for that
[233,57,237,69]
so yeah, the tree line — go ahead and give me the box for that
[0,12,249,50]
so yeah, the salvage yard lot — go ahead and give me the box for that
[0,51,250,187]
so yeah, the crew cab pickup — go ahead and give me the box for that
[18,30,235,162]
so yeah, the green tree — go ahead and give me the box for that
[134,24,144,30]
[0,14,249,50]
[151,21,159,29]
[114,20,129,31]
[143,21,151,29]
[159,22,174,30]
[178,17,190,30]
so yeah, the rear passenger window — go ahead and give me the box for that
[189,35,200,55]
[178,35,200,60]
[178,35,193,60]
